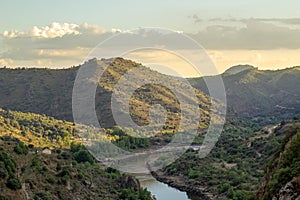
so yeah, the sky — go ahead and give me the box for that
[1,0,300,76]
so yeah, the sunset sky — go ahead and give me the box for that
[1,0,300,76]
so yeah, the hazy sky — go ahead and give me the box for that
[1,0,300,76]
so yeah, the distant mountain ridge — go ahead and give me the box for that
[189,66,300,124]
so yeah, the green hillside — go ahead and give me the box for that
[0,108,152,200]
[189,66,300,124]
[258,118,300,200]
[152,116,297,199]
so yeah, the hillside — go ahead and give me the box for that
[189,66,300,124]
[258,118,300,200]
[151,116,294,199]
[0,58,212,132]
[0,108,152,199]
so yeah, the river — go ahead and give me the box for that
[136,173,191,200]
[114,146,204,199]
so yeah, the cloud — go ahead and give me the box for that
[0,22,116,67]
[188,19,300,50]
[0,58,13,66]
[189,14,202,23]
[1,21,300,73]
[207,17,300,25]
[2,22,106,39]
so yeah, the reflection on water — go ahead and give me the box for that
[136,173,192,200]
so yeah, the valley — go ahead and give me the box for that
[0,58,299,200]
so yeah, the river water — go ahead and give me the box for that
[136,173,192,200]
[117,146,203,200]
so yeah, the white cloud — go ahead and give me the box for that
[0,58,13,66]
[1,21,300,73]
[2,22,106,39]
[29,23,80,38]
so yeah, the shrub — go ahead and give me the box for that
[34,191,52,200]
[6,177,22,190]
[46,176,56,184]
[74,150,94,164]
[14,142,28,155]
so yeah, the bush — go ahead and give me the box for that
[57,167,72,178]
[46,176,56,184]
[34,191,52,200]
[14,142,28,155]
[0,162,8,178]
[74,150,94,164]
[6,177,22,190]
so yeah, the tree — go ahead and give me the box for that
[74,150,94,164]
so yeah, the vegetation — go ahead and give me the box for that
[0,108,151,199]
[157,117,287,199]
[0,58,211,132]
[259,119,300,199]
[189,65,300,124]
[1,58,299,199]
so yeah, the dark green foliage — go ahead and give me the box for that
[6,176,22,190]
[57,167,72,178]
[46,176,56,184]
[110,127,150,150]
[262,124,300,198]
[114,136,150,150]
[71,143,94,164]
[34,191,52,200]
[119,188,152,200]
[14,141,28,155]
[73,150,94,164]
[56,163,61,171]
[104,167,121,179]
[0,152,17,176]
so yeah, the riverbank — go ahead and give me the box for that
[149,169,214,200]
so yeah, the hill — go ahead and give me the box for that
[0,108,152,199]
[0,58,212,132]
[258,118,300,200]
[151,116,298,199]
[189,66,300,124]
[223,65,256,75]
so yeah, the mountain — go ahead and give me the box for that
[0,108,152,199]
[189,66,300,124]
[223,65,256,75]
[0,58,212,132]
[257,117,300,200]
